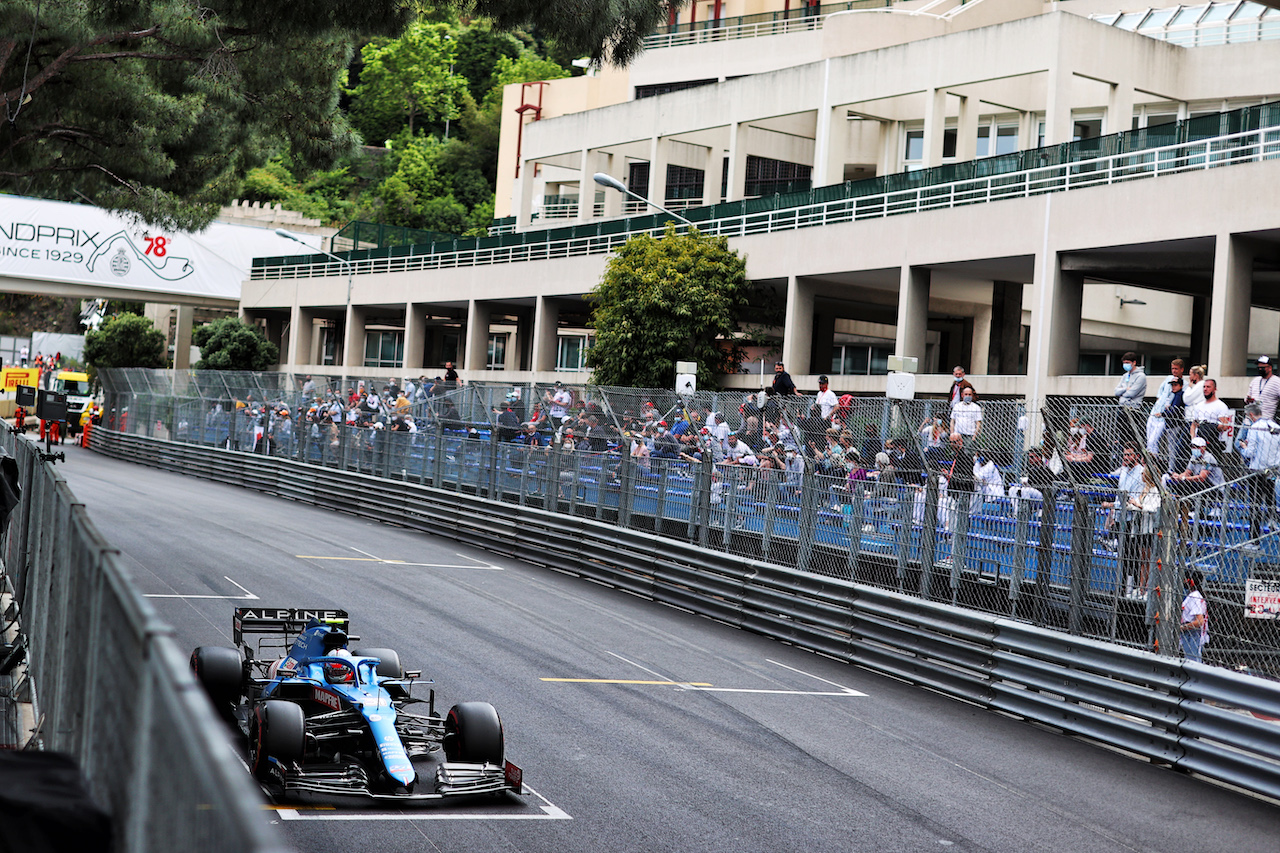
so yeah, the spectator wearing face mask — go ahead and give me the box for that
[948,366,975,408]
[949,388,982,447]
[1166,435,1224,497]
[1114,351,1147,408]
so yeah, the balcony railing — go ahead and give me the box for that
[251,102,1280,281]
[642,0,892,50]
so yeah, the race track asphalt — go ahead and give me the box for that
[57,445,1279,852]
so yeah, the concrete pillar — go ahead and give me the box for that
[812,309,836,378]
[781,276,815,377]
[287,305,314,367]
[577,148,594,221]
[1189,295,1210,367]
[342,305,365,369]
[404,303,425,370]
[725,121,750,202]
[895,266,931,364]
[464,299,492,372]
[811,60,834,186]
[970,305,992,377]
[532,295,560,372]
[1107,83,1135,135]
[1018,110,1036,151]
[987,281,1024,374]
[879,120,900,174]
[648,136,669,206]
[601,153,623,218]
[518,159,536,227]
[956,94,979,162]
[702,146,721,207]
[922,87,948,168]
[1208,233,1254,377]
[1044,49,1073,146]
[173,305,195,370]
[1027,214,1082,404]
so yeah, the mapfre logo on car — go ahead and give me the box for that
[312,688,341,711]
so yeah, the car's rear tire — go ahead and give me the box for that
[444,702,504,765]
[352,647,403,679]
[190,646,243,713]
[251,700,306,780]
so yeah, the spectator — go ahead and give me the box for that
[1099,443,1144,547]
[544,381,572,427]
[815,375,838,419]
[950,388,982,445]
[1113,351,1147,408]
[1237,402,1280,538]
[444,361,459,384]
[941,432,975,494]
[1179,569,1209,662]
[1190,378,1232,458]
[767,361,799,397]
[919,415,947,464]
[1247,355,1280,421]
[948,366,975,408]
[1126,464,1161,599]
[859,422,881,462]
[972,450,1004,509]
[1146,359,1185,473]
[1166,435,1224,497]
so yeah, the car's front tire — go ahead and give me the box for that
[190,646,243,716]
[444,702,504,765]
[251,700,306,780]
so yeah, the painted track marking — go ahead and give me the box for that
[298,548,501,570]
[272,784,570,821]
[144,576,259,600]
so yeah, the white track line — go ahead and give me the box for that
[145,576,259,600]
[272,785,570,821]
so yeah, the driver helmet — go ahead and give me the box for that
[323,648,354,684]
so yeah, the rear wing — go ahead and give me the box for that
[233,607,350,646]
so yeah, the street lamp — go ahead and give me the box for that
[276,228,354,363]
[592,172,694,225]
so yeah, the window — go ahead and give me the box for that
[744,155,811,196]
[665,165,705,202]
[363,330,404,369]
[635,79,717,100]
[903,127,958,169]
[557,335,593,372]
[319,324,339,366]
[830,344,893,376]
[977,123,1019,157]
[487,333,507,370]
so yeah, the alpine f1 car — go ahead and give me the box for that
[190,607,523,801]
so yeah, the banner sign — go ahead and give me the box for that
[1245,579,1280,619]
[0,195,314,303]
[0,367,38,392]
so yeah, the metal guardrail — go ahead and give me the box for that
[250,118,1280,281]
[641,1,891,50]
[88,429,1280,803]
[0,430,285,853]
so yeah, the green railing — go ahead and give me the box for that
[332,221,458,252]
[252,101,1280,273]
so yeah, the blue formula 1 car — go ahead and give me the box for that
[190,607,522,801]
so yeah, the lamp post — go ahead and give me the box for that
[592,172,694,225]
[276,228,354,365]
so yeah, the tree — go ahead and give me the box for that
[463,0,683,66]
[0,2,412,231]
[348,22,469,140]
[587,224,748,389]
[193,318,279,371]
[83,314,167,370]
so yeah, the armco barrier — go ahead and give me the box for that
[0,430,286,853]
[90,429,1280,802]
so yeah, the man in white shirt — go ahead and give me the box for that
[815,375,838,420]
[1238,402,1280,538]
[1190,378,1232,457]
[545,381,572,426]
[950,388,982,446]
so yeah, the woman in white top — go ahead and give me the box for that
[1125,465,1162,598]
[1179,365,1208,468]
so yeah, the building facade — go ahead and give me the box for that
[242,0,1280,400]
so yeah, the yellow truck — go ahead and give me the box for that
[52,371,93,436]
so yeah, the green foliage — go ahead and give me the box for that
[348,22,469,139]
[193,318,280,371]
[83,314,167,370]
[0,1,412,230]
[240,158,353,224]
[463,0,681,65]
[587,225,749,389]
[454,23,523,101]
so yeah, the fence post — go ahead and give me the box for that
[697,455,713,548]
[919,474,940,599]
[895,481,911,591]
[1009,492,1031,610]
[432,422,444,487]
[548,437,563,510]
[951,491,970,605]
[848,482,866,579]
[487,430,499,499]
[618,449,634,528]
[1152,497,1181,656]
[761,468,779,556]
[1068,492,1093,635]
[797,472,820,574]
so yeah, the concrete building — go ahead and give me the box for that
[242,0,1280,401]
